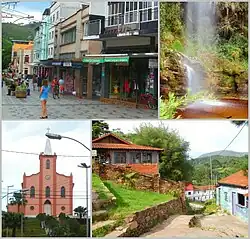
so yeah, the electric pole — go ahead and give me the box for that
[6,185,14,237]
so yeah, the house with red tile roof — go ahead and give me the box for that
[185,182,215,202]
[216,170,248,223]
[92,133,163,175]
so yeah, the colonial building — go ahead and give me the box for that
[185,183,215,202]
[11,40,34,75]
[8,139,74,217]
[92,133,163,175]
[83,1,158,105]
[216,170,248,223]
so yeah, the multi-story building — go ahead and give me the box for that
[82,1,158,105]
[185,183,215,202]
[11,40,34,75]
[52,3,105,96]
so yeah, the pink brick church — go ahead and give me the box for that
[8,139,74,217]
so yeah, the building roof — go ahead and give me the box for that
[194,185,216,191]
[218,170,248,188]
[12,41,33,51]
[92,133,163,151]
[44,139,53,155]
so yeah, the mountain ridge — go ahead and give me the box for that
[197,150,248,159]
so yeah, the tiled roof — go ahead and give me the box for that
[218,170,248,188]
[92,133,132,144]
[92,143,163,151]
[194,185,216,191]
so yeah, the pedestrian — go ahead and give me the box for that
[59,77,64,97]
[37,75,42,91]
[39,79,50,119]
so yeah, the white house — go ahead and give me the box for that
[185,183,215,202]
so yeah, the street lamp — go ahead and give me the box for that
[78,163,91,237]
[6,185,14,237]
[45,132,91,236]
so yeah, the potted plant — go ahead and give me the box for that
[15,83,27,98]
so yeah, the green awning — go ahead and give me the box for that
[82,56,129,63]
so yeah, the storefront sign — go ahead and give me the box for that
[52,62,62,66]
[104,57,129,63]
[118,23,139,36]
[148,59,158,68]
[100,26,118,38]
[63,62,72,67]
[82,58,104,63]
[72,62,83,69]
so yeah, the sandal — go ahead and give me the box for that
[40,116,46,119]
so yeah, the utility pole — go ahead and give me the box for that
[210,156,212,191]
[20,189,29,237]
[6,185,14,237]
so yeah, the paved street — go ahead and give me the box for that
[2,86,157,119]
[142,214,248,238]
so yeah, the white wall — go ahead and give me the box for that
[89,1,106,16]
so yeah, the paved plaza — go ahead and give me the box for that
[2,86,157,120]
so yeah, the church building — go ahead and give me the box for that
[8,139,74,217]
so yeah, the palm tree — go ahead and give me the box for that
[73,206,87,219]
[3,212,22,237]
[9,192,27,213]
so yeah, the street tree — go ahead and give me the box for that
[9,192,27,213]
[74,206,87,219]
[92,120,110,139]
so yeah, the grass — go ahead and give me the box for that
[104,181,174,220]
[92,174,109,200]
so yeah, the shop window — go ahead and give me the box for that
[142,152,152,163]
[45,186,50,198]
[24,55,29,63]
[30,186,35,198]
[237,193,245,207]
[131,152,141,164]
[114,152,126,164]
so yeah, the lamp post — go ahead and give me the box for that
[45,132,91,236]
[6,185,14,237]
[78,163,91,237]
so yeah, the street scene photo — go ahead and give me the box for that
[92,120,248,237]
[2,121,91,237]
[160,2,248,119]
[2,1,158,119]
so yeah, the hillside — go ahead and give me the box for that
[2,22,38,41]
[197,150,248,159]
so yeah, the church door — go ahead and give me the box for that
[44,200,52,215]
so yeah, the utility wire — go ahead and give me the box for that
[2,150,90,158]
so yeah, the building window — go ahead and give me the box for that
[237,193,245,207]
[188,192,191,195]
[61,206,65,211]
[114,152,126,164]
[61,28,76,44]
[107,2,123,26]
[139,1,158,22]
[24,55,29,63]
[224,192,228,202]
[30,186,35,198]
[51,48,53,56]
[131,152,141,164]
[45,186,50,198]
[125,1,138,24]
[246,197,248,208]
[56,11,59,20]
[61,186,66,198]
[24,69,28,74]
[52,31,54,39]
[30,206,35,210]
[142,152,152,163]
[46,159,50,169]
[53,14,55,22]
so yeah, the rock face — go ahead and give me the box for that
[160,49,187,97]
[118,198,185,237]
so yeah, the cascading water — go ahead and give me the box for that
[184,2,216,94]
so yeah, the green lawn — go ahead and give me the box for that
[92,174,110,200]
[104,181,174,219]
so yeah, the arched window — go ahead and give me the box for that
[61,186,65,198]
[46,160,50,169]
[45,186,50,198]
[30,186,35,198]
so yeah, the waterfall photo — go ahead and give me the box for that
[160,2,248,119]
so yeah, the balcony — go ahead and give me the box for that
[83,19,102,40]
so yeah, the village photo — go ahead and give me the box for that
[160,2,248,119]
[92,120,248,237]
[2,121,91,237]
[2,1,158,120]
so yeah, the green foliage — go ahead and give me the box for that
[2,38,12,69]
[204,198,219,214]
[92,120,110,139]
[73,206,87,219]
[119,172,139,189]
[92,174,110,200]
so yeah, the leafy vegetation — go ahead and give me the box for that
[103,181,174,220]
[160,2,248,117]
[92,174,110,200]
[203,199,219,214]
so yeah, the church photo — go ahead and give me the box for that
[2,120,91,237]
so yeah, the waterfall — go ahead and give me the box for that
[184,63,194,92]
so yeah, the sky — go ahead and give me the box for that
[2,1,51,24]
[2,120,92,215]
[106,120,248,158]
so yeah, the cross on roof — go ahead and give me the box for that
[46,127,50,133]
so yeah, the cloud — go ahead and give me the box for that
[106,120,248,158]
[2,121,92,214]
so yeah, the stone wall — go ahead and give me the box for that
[93,163,185,201]
[120,198,184,237]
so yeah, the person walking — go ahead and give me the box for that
[39,79,50,119]
[59,77,64,97]
[37,75,42,92]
